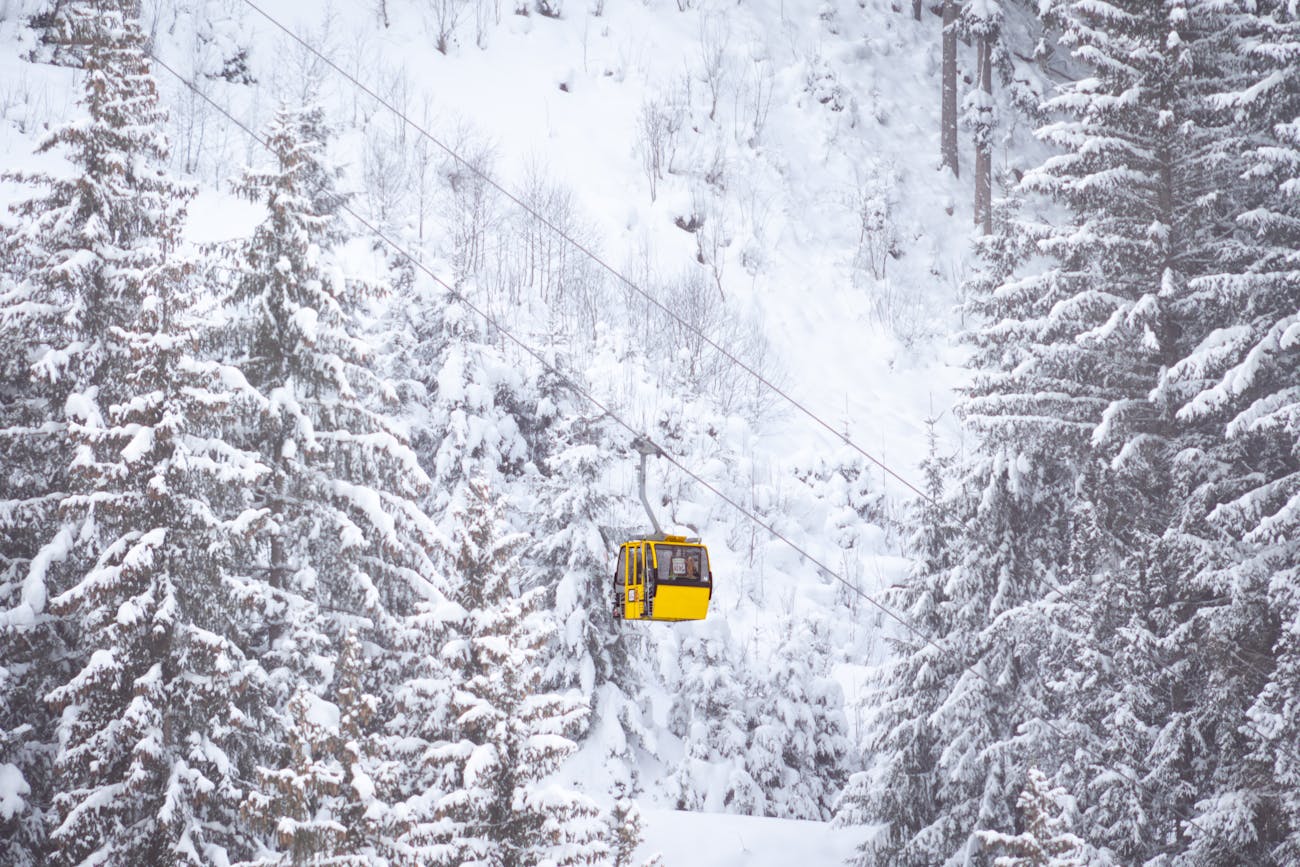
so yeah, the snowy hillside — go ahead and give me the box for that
[1,0,992,857]
[13,0,1295,864]
[110,0,989,768]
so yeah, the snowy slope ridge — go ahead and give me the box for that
[0,0,1032,863]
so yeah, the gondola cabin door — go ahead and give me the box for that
[617,542,646,620]
[617,536,711,622]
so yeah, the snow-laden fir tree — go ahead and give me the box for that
[531,408,620,710]
[976,768,1092,867]
[395,278,535,534]
[666,624,763,815]
[434,478,608,867]
[525,362,649,797]
[213,101,448,858]
[746,615,852,820]
[44,258,274,865]
[606,783,644,867]
[1153,3,1300,861]
[2,2,271,862]
[381,593,465,864]
[1026,1,1274,861]
[842,0,1281,861]
[216,98,447,671]
[243,630,392,865]
[834,417,960,866]
[839,263,1084,863]
[0,3,151,858]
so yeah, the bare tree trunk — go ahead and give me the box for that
[941,0,959,178]
[913,0,922,21]
[974,34,993,234]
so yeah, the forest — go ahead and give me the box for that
[1,0,1298,865]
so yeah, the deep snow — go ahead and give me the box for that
[637,805,866,866]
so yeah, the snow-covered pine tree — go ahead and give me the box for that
[526,365,643,793]
[381,595,465,864]
[3,2,270,862]
[0,4,142,859]
[396,278,535,533]
[371,269,547,865]
[45,261,273,864]
[218,98,448,669]
[527,367,621,707]
[840,0,1250,851]
[666,624,763,815]
[243,630,391,865]
[834,416,960,866]
[976,768,1092,867]
[606,783,645,867]
[1154,4,1300,861]
[530,417,647,770]
[1026,1,1265,860]
[746,615,852,820]
[0,304,61,866]
[436,478,608,867]
[214,101,447,857]
[839,270,1082,865]
[0,96,71,867]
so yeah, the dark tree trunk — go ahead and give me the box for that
[941,0,959,178]
[974,33,993,234]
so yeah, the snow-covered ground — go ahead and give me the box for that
[637,806,865,866]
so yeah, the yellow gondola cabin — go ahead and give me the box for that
[615,535,712,622]
[615,437,713,623]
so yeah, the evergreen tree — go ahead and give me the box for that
[219,99,439,625]
[850,0,1294,862]
[398,282,535,535]
[747,616,852,820]
[1155,4,1300,861]
[1034,2,1277,862]
[528,366,620,696]
[523,371,609,681]
[667,625,763,815]
[837,377,1074,867]
[3,2,270,862]
[0,2,147,858]
[977,769,1093,867]
[215,102,445,859]
[243,631,391,865]
[381,600,464,864]
[525,397,661,798]
[606,784,645,867]
[435,479,607,867]
[834,420,958,866]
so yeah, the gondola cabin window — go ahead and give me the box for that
[657,546,708,583]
